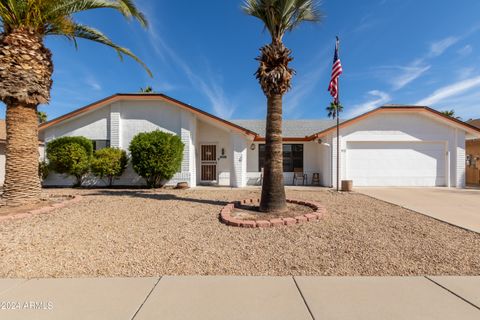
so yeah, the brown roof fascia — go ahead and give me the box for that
[307,106,480,140]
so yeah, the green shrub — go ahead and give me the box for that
[38,160,49,181]
[91,147,128,186]
[129,130,184,188]
[46,136,93,187]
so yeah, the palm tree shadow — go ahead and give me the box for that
[85,189,229,207]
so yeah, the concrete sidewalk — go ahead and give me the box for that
[0,276,479,319]
[357,187,480,233]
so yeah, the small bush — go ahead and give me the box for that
[46,136,93,187]
[91,147,128,186]
[38,161,49,181]
[129,130,184,188]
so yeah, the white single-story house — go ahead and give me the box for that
[38,93,480,188]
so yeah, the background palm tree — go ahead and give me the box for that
[441,109,461,120]
[37,111,47,124]
[140,86,154,93]
[326,102,343,119]
[0,0,151,206]
[243,0,321,212]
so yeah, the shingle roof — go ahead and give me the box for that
[468,119,480,129]
[230,119,338,138]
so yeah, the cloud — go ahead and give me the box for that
[347,90,391,117]
[457,44,473,57]
[85,76,102,91]
[428,89,480,119]
[353,14,378,33]
[456,67,475,80]
[374,35,461,91]
[141,8,236,119]
[416,75,480,106]
[284,66,326,117]
[389,62,431,90]
[428,36,459,57]
[197,77,236,119]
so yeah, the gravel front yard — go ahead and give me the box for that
[0,188,479,277]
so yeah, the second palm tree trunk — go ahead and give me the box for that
[260,93,287,212]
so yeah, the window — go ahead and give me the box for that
[258,144,303,172]
[92,140,110,151]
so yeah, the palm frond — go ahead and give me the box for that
[45,0,147,28]
[54,23,152,77]
[243,0,321,42]
[326,102,343,119]
[0,0,150,76]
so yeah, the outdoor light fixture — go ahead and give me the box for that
[250,143,256,150]
[221,148,225,156]
[317,139,323,144]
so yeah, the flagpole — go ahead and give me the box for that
[336,36,340,192]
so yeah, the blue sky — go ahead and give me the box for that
[3,0,480,121]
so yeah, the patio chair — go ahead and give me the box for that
[293,168,307,186]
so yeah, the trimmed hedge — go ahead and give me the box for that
[129,130,184,188]
[91,147,128,186]
[46,136,93,187]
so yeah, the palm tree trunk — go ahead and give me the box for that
[3,100,41,206]
[260,93,287,212]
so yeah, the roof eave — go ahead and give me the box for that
[307,106,480,139]
[39,94,257,138]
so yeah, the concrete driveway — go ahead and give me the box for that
[357,187,480,233]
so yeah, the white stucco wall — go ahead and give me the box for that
[245,141,327,186]
[329,111,467,188]
[230,133,247,187]
[42,107,110,143]
[41,100,198,187]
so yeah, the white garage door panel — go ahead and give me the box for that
[347,142,446,187]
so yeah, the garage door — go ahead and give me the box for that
[346,141,446,187]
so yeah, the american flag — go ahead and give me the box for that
[328,37,343,103]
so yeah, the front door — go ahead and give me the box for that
[201,144,217,182]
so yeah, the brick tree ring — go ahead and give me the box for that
[219,199,327,228]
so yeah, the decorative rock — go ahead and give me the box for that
[175,182,189,189]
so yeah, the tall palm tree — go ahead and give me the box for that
[243,0,320,212]
[0,0,151,206]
